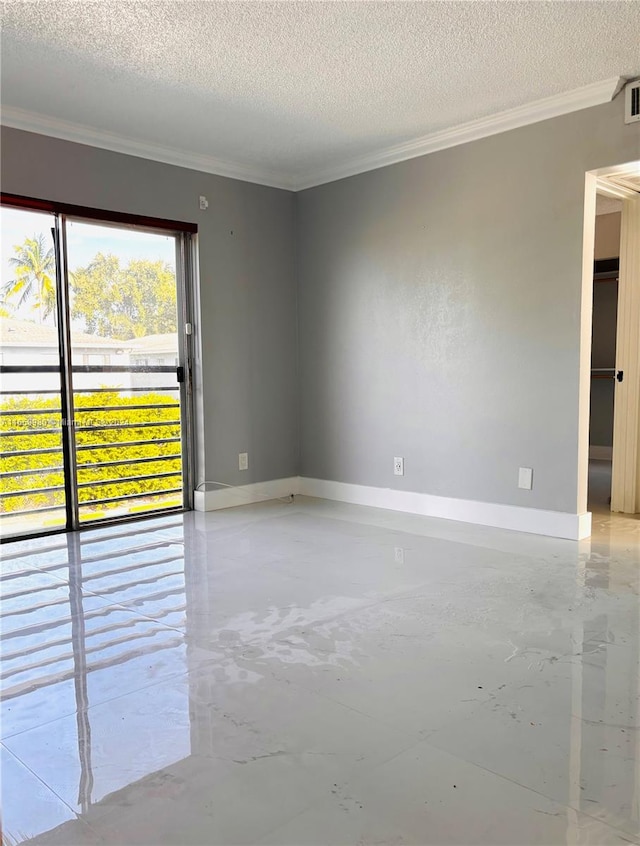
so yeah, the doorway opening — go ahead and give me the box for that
[0,198,196,541]
[588,196,621,512]
[581,162,640,521]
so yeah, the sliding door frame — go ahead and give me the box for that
[53,213,80,530]
[1,193,198,235]
[1,193,198,539]
[175,231,196,513]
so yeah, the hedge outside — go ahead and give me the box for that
[1,391,182,515]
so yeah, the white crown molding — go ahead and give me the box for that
[294,76,623,190]
[1,76,622,193]
[0,105,296,191]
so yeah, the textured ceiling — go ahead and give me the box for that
[1,1,639,188]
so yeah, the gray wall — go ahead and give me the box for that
[0,127,299,489]
[3,95,638,517]
[594,211,621,259]
[296,97,640,514]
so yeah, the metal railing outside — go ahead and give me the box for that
[0,365,185,534]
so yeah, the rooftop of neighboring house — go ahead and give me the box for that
[0,318,181,357]
[0,317,124,349]
[127,334,178,356]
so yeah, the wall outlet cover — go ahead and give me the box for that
[394,457,404,476]
[518,467,533,490]
[239,452,249,471]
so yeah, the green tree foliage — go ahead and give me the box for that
[71,254,177,339]
[1,392,182,519]
[1,233,56,322]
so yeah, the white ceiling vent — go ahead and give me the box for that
[625,79,640,124]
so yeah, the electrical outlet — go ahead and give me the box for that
[394,456,404,476]
[199,195,209,210]
[394,547,405,564]
[518,467,533,490]
[239,452,248,471]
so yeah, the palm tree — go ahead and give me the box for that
[2,234,56,323]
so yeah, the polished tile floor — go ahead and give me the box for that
[1,492,639,845]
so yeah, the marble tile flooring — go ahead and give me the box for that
[1,495,638,845]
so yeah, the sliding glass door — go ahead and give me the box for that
[0,208,67,537]
[1,204,194,540]
[65,219,187,525]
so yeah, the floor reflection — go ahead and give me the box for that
[569,541,640,839]
[1,516,196,838]
[0,502,639,845]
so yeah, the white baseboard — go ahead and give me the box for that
[298,477,591,541]
[194,477,299,511]
[193,475,591,540]
[589,445,613,461]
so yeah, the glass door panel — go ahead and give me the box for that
[0,207,66,539]
[65,220,185,524]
